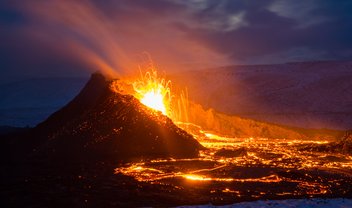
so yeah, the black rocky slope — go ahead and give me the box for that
[28,73,203,161]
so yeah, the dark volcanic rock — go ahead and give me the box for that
[32,73,203,161]
[214,147,248,157]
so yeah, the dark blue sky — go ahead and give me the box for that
[1,0,352,77]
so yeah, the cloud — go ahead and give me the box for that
[176,0,352,64]
[268,0,330,28]
[175,1,248,32]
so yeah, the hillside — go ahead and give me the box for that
[184,102,343,140]
[171,60,352,130]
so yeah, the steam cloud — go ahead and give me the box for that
[16,0,230,77]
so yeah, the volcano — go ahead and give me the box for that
[2,73,352,207]
[29,73,203,161]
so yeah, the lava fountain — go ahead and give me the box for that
[132,65,171,116]
[111,60,190,125]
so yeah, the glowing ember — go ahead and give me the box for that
[132,64,171,116]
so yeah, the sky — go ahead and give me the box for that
[1,0,352,78]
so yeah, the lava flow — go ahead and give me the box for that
[115,129,352,199]
[114,65,352,201]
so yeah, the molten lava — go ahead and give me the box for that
[140,90,167,115]
[132,65,171,116]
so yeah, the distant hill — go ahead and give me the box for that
[182,102,344,141]
[171,60,352,130]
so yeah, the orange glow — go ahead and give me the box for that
[183,174,212,181]
[132,64,171,116]
[140,90,167,115]
[111,59,190,124]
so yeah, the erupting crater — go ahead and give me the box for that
[132,67,171,116]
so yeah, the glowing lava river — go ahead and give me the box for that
[111,67,352,204]
[115,128,352,201]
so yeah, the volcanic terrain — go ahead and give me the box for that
[1,71,352,207]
